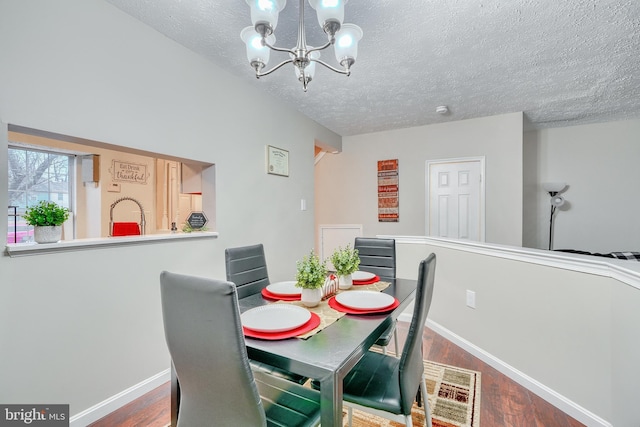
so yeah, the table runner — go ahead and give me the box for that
[275,281,390,339]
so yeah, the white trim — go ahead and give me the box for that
[6,231,218,257]
[409,319,613,427]
[379,235,640,290]
[314,150,326,165]
[70,369,170,427]
[425,156,486,242]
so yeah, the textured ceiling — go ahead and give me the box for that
[104,0,640,136]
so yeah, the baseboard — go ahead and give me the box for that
[69,368,170,427]
[398,316,612,427]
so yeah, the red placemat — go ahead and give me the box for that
[353,275,381,285]
[327,296,399,314]
[243,312,321,340]
[261,288,301,301]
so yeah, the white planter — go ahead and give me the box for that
[338,273,353,290]
[34,226,62,244]
[300,288,322,307]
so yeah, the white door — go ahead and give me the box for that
[426,158,485,241]
[318,224,363,270]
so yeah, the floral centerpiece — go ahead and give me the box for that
[295,250,327,307]
[330,245,360,289]
[22,201,70,244]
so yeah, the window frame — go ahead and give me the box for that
[7,143,76,243]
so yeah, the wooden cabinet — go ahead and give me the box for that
[181,163,202,194]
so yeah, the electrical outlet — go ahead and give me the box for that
[466,290,476,309]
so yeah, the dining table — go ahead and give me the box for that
[169,276,417,427]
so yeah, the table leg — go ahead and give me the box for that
[320,373,343,426]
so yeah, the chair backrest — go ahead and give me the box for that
[398,253,436,414]
[160,271,267,427]
[225,244,270,299]
[354,237,396,280]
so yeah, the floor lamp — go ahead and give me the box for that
[543,182,567,250]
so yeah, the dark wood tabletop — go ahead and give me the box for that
[238,277,417,427]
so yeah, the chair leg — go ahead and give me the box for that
[393,328,400,355]
[421,375,432,427]
[348,406,353,427]
[405,414,413,427]
[382,345,387,355]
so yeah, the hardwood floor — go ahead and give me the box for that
[88,326,585,427]
[414,325,586,427]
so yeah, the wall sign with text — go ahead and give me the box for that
[111,160,149,184]
[378,159,399,222]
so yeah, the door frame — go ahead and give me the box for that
[425,156,486,242]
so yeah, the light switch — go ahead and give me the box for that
[300,199,307,211]
[466,290,476,309]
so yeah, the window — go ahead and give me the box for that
[6,125,215,249]
[7,145,74,243]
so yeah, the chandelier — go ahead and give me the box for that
[241,0,363,91]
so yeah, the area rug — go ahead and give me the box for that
[347,359,481,427]
[168,359,481,427]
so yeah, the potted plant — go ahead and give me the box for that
[22,201,70,244]
[330,244,360,289]
[295,250,327,307]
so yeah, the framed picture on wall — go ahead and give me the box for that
[266,145,289,177]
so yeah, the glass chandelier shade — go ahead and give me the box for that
[293,48,320,83]
[241,26,276,67]
[308,0,347,34]
[334,23,362,66]
[241,0,362,91]
[245,0,287,34]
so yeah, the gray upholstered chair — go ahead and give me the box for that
[341,254,436,427]
[225,243,307,384]
[354,237,399,354]
[225,243,270,299]
[160,271,321,427]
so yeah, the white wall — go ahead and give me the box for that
[315,112,524,246]
[393,236,640,427]
[523,119,640,252]
[0,0,339,419]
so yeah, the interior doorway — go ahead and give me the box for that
[425,157,485,241]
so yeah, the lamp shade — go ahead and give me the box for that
[334,23,363,65]
[241,27,276,66]
[543,182,566,193]
[550,195,565,207]
[308,0,347,28]
[293,49,321,82]
[245,0,287,31]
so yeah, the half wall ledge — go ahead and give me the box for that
[379,234,640,291]
[5,231,218,258]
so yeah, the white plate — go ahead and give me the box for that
[335,291,395,310]
[352,271,376,281]
[266,281,300,296]
[241,305,311,333]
